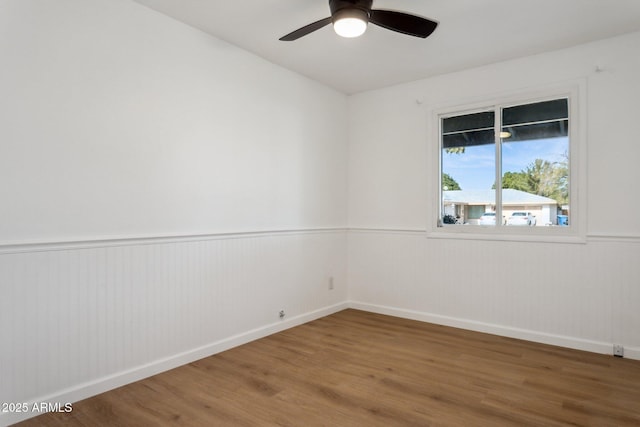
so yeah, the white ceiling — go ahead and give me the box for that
[132,0,640,94]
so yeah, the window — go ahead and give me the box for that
[433,84,585,241]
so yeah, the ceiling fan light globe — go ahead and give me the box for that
[332,8,368,38]
[334,17,367,37]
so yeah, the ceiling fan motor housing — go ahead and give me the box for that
[330,0,373,23]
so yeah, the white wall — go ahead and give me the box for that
[347,32,640,358]
[0,1,348,424]
[0,0,347,244]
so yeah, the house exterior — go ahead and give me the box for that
[443,189,560,225]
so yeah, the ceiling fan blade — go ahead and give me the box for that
[279,17,333,41]
[370,10,438,38]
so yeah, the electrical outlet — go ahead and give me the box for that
[328,276,334,290]
[613,344,624,358]
[279,310,285,319]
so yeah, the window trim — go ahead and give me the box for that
[427,81,587,243]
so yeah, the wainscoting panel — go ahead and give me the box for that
[0,230,347,426]
[347,230,640,360]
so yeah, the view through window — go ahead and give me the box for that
[440,98,569,228]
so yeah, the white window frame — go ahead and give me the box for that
[427,81,587,243]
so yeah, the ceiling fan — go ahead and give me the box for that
[279,0,438,41]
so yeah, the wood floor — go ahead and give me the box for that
[15,309,640,426]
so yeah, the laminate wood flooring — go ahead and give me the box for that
[14,309,640,426]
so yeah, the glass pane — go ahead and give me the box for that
[501,99,569,227]
[441,111,496,226]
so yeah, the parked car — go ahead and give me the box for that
[507,211,536,226]
[478,212,496,225]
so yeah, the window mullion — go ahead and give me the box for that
[494,108,502,227]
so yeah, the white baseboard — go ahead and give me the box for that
[1,302,349,427]
[625,347,640,360]
[348,301,640,361]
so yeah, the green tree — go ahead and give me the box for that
[442,173,461,191]
[526,158,568,204]
[495,171,532,192]
[445,147,465,154]
[498,157,569,205]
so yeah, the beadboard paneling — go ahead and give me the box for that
[347,230,640,359]
[0,230,347,426]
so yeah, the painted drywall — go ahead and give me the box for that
[0,0,348,245]
[348,32,640,235]
[347,31,640,358]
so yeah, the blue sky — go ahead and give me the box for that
[442,137,568,190]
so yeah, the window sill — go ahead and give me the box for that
[427,225,586,244]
